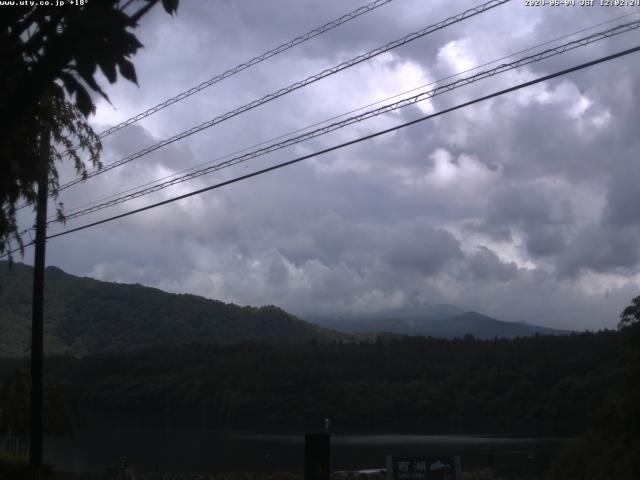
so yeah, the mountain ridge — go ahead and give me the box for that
[0,262,569,357]
[313,310,570,339]
[0,261,346,357]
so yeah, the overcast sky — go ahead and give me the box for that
[15,0,640,330]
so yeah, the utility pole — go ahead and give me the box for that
[30,127,49,480]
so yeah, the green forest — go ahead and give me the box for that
[2,261,640,477]
[0,329,637,432]
[0,262,345,357]
[1,327,639,478]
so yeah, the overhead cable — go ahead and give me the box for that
[93,0,394,141]
[57,19,640,223]
[62,8,640,217]
[0,43,629,258]
[14,0,396,214]
[3,43,638,260]
[56,0,511,192]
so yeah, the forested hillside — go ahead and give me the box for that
[0,262,345,357]
[0,330,629,435]
[1,262,569,360]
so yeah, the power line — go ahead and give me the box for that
[92,0,394,141]
[3,43,630,254]
[56,0,511,193]
[14,0,394,214]
[56,19,640,223]
[3,43,637,260]
[13,0,396,215]
[61,8,640,218]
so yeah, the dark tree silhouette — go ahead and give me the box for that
[619,295,640,328]
[0,0,179,257]
[0,370,30,455]
[0,370,80,453]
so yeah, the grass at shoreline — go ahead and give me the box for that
[0,463,529,480]
[0,453,527,480]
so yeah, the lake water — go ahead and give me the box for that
[33,415,563,476]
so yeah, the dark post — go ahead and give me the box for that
[305,433,330,480]
[30,128,49,480]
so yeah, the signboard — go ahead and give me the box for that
[385,456,461,480]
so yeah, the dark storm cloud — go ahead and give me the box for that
[482,182,573,257]
[381,222,463,274]
[465,246,518,282]
[558,224,640,277]
[14,0,640,331]
[603,164,640,228]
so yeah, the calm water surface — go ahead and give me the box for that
[38,415,563,475]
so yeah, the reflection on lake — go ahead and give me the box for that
[40,414,563,476]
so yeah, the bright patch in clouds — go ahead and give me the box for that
[404,148,500,202]
[437,39,476,74]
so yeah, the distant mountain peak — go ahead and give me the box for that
[312,308,570,339]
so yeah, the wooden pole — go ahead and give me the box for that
[30,127,49,480]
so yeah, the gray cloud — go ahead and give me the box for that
[13,0,640,331]
[558,224,640,277]
[464,246,518,282]
[603,164,640,228]
[482,181,573,256]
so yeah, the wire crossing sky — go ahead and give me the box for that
[14,0,395,214]
[90,0,395,141]
[56,0,511,193]
[60,8,640,219]
[46,44,640,241]
[54,19,640,224]
[7,44,640,257]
